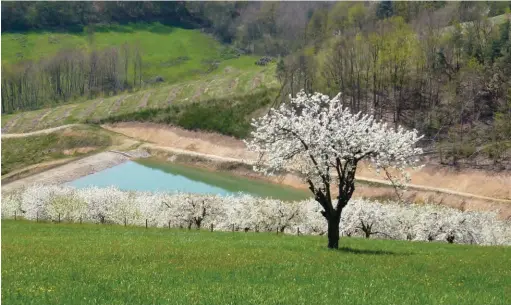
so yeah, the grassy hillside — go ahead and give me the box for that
[1,125,124,176]
[1,64,279,134]
[1,23,261,84]
[2,220,510,305]
[99,89,278,138]
[0,22,281,136]
[442,13,510,33]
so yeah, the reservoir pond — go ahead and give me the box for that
[68,159,310,201]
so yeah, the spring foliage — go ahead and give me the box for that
[2,185,510,246]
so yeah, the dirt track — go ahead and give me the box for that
[140,143,511,219]
[2,123,510,218]
[1,124,81,139]
[104,122,511,201]
[4,122,510,201]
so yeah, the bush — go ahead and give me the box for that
[255,56,274,66]
[146,76,165,84]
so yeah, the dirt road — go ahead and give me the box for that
[141,142,511,204]
[3,123,510,205]
[1,124,81,139]
[105,122,511,201]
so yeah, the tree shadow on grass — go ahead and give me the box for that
[337,247,411,256]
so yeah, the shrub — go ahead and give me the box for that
[255,56,274,66]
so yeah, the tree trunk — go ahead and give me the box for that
[327,215,341,249]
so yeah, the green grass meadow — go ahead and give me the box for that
[1,23,260,84]
[2,220,510,305]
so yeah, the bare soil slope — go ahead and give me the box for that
[104,122,511,201]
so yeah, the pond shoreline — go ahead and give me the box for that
[3,144,511,219]
[104,122,511,201]
[1,151,131,193]
[138,145,511,219]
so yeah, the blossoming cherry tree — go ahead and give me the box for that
[245,90,423,249]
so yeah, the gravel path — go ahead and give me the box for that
[4,124,510,206]
[140,143,511,205]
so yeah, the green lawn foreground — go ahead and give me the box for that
[1,220,510,305]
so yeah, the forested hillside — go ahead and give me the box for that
[273,2,511,169]
[2,1,511,169]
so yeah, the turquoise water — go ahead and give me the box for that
[68,160,310,201]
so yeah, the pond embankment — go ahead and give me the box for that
[1,152,131,193]
[3,123,510,219]
[103,122,511,202]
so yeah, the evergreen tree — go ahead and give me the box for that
[276,58,286,84]
[376,1,394,20]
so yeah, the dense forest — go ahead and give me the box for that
[2,1,511,168]
[1,2,204,32]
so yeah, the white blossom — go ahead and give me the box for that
[244,90,423,183]
[2,184,509,246]
[244,90,424,248]
[1,188,23,219]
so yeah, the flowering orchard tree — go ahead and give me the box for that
[245,90,424,249]
[165,193,225,230]
[3,185,510,245]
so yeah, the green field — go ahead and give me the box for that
[2,220,510,305]
[1,23,261,84]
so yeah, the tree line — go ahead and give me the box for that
[1,2,204,33]
[2,2,510,57]
[2,1,510,167]
[1,43,143,113]
[3,185,510,246]
[188,1,511,56]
